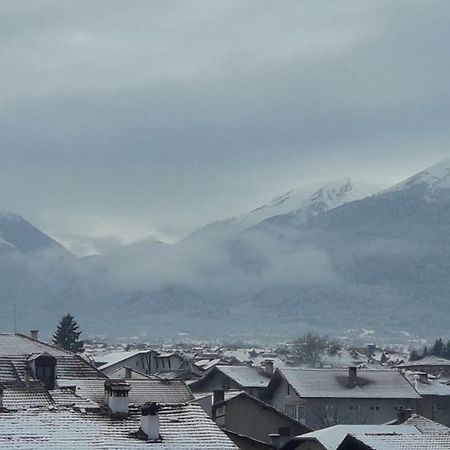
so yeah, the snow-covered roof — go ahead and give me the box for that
[58,377,194,405]
[399,356,450,367]
[404,372,450,396]
[216,365,271,388]
[96,350,152,370]
[276,368,420,399]
[0,404,237,449]
[291,425,419,450]
[342,432,450,449]
[0,334,105,381]
[388,413,450,435]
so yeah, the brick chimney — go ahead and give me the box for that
[104,380,130,418]
[30,330,39,340]
[124,367,132,379]
[349,367,357,386]
[141,402,161,441]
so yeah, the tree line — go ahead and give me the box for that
[409,338,450,361]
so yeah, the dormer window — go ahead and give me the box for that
[27,353,57,390]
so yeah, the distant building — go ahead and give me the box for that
[397,356,450,376]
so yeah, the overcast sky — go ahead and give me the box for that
[1,1,450,254]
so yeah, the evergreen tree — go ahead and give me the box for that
[52,313,84,353]
[422,346,429,358]
[431,338,444,357]
[444,341,450,359]
[409,349,420,361]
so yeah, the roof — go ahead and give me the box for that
[96,350,153,370]
[404,372,450,396]
[0,403,237,449]
[0,334,105,382]
[387,413,450,435]
[398,356,450,367]
[58,378,194,405]
[340,432,450,449]
[216,365,271,388]
[284,425,419,450]
[2,381,54,410]
[275,368,420,399]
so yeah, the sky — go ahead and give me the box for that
[1,1,450,255]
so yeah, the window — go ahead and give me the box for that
[285,404,306,424]
[325,404,337,424]
[349,405,360,411]
[285,404,296,419]
[371,406,381,411]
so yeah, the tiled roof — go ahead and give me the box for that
[0,334,105,382]
[216,366,271,388]
[49,388,100,410]
[341,432,450,449]
[2,381,54,410]
[289,425,420,450]
[278,368,420,399]
[388,413,450,435]
[0,404,237,449]
[58,378,194,405]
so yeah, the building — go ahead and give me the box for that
[212,391,310,448]
[264,367,420,429]
[190,365,272,398]
[404,371,450,426]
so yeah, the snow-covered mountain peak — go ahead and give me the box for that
[383,158,450,199]
[233,179,379,229]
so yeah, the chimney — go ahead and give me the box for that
[397,408,412,423]
[349,367,357,386]
[104,380,130,418]
[24,363,32,386]
[140,402,161,441]
[124,367,132,379]
[418,372,428,384]
[213,390,225,405]
[30,330,39,340]
[269,433,281,449]
[264,360,274,375]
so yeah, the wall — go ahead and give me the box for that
[217,395,306,446]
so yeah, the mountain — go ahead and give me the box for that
[190,179,379,239]
[0,213,71,256]
[5,160,450,342]
[249,158,450,337]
